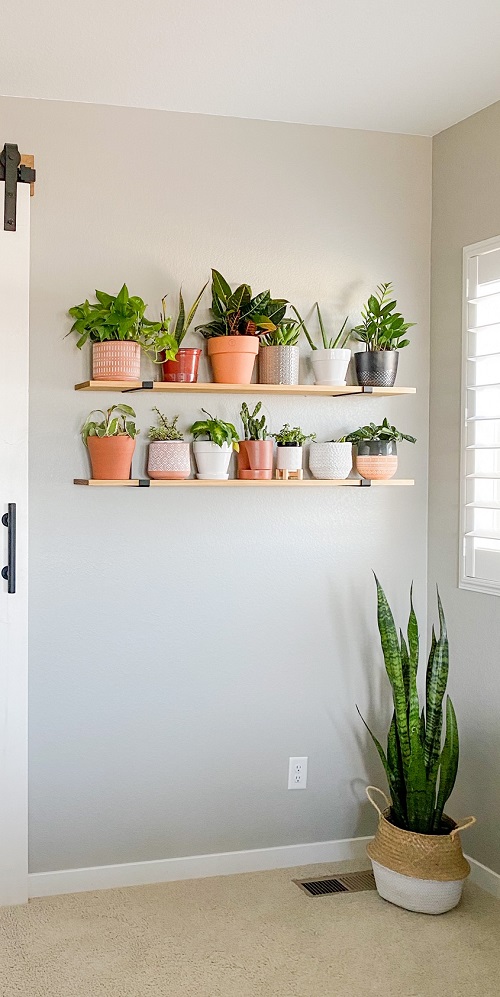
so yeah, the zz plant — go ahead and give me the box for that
[351,282,414,352]
[190,410,240,450]
[196,269,287,339]
[81,405,138,445]
[358,577,459,834]
[69,284,178,361]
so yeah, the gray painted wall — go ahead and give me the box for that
[0,97,431,873]
[431,101,500,873]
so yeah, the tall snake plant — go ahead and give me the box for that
[359,577,459,835]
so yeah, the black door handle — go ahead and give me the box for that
[2,503,16,593]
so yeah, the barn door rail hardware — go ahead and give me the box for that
[0,143,36,232]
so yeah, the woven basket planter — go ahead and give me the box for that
[366,787,475,914]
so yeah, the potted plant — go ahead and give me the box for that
[259,317,305,385]
[81,404,138,479]
[345,419,416,480]
[190,410,239,479]
[309,436,353,480]
[147,408,190,480]
[272,424,315,474]
[196,269,287,384]
[359,577,475,914]
[294,304,351,386]
[351,282,414,387]
[238,402,274,479]
[69,284,178,382]
[161,283,208,383]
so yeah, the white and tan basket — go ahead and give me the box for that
[366,786,476,914]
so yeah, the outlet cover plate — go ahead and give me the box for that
[288,756,308,790]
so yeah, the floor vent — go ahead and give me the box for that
[294,871,376,897]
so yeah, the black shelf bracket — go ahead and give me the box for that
[0,143,36,232]
[122,380,155,393]
[361,386,373,394]
[138,479,151,487]
[359,479,372,487]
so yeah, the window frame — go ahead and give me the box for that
[460,235,500,597]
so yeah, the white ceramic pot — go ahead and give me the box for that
[370,860,465,915]
[311,348,351,386]
[309,442,352,480]
[276,444,303,472]
[148,441,191,480]
[193,441,232,480]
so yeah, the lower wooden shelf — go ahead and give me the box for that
[74,478,414,488]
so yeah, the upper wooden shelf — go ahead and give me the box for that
[74,478,414,488]
[74,381,416,397]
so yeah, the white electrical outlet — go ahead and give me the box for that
[288,756,308,790]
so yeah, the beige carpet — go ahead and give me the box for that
[1,860,500,996]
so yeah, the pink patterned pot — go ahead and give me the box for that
[148,441,191,480]
[92,341,141,381]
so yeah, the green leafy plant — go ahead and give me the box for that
[260,318,305,347]
[351,282,415,352]
[272,424,316,446]
[190,410,240,450]
[240,402,269,440]
[81,405,138,446]
[68,284,178,361]
[358,577,459,834]
[293,304,350,351]
[196,269,287,339]
[345,419,416,444]
[161,283,208,347]
[148,407,184,442]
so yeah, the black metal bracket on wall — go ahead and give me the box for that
[359,479,372,487]
[361,386,373,393]
[122,381,154,393]
[0,143,36,232]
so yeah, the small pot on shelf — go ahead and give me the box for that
[237,440,274,479]
[148,441,190,480]
[311,348,351,386]
[207,336,259,384]
[354,350,399,388]
[355,439,398,480]
[87,436,136,480]
[276,442,303,473]
[162,348,201,383]
[193,441,232,480]
[92,341,141,382]
[259,345,299,385]
[309,442,352,479]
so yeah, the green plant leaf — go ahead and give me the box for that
[211,269,232,304]
[433,696,459,831]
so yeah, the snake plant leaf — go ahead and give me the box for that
[174,289,186,344]
[387,714,407,828]
[433,696,459,831]
[183,282,208,340]
[356,706,391,786]
[374,575,411,772]
[399,630,410,704]
[424,622,449,771]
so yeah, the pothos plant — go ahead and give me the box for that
[68,284,178,362]
[358,577,459,835]
[160,282,208,347]
[344,419,416,444]
[293,304,350,350]
[81,405,138,445]
[351,282,414,352]
[240,402,269,440]
[272,424,316,446]
[148,408,184,442]
[190,410,240,450]
[196,269,288,339]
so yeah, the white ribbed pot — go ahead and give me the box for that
[148,441,191,480]
[276,443,303,472]
[309,442,352,479]
[193,441,232,480]
[311,348,351,386]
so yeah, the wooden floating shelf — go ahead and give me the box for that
[74,381,416,397]
[74,478,414,488]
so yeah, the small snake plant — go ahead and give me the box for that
[359,577,459,835]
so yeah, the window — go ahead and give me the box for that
[461,237,500,595]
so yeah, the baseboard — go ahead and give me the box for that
[28,835,372,899]
[466,855,500,898]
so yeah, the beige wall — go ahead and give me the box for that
[431,101,500,873]
[0,97,431,873]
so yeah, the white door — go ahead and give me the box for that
[0,180,29,905]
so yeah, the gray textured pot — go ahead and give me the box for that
[259,345,299,385]
[355,350,399,387]
[355,439,398,480]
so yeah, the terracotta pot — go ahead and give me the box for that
[148,441,191,480]
[259,345,299,385]
[355,439,398,480]
[87,436,136,480]
[207,336,259,384]
[92,341,141,381]
[276,443,303,472]
[238,469,273,480]
[238,440,274,478]
[162,348,201,383]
